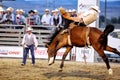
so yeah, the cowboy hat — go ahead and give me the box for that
[6,7,14,12]
[0,6,4,12]
[19,9,24,13]
[54,9,59,12]
[26,27,33,31]
[28,10,35,13]
[34,9,38,13]
[45,8,50,12]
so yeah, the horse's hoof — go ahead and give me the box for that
[48,63,53,66]
[58,68,63,72]
[108,68,113,75]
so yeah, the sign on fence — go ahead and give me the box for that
[0,46,23,58]
[75,47,94,62]
[29,47,70,60]
[0,46,70,60]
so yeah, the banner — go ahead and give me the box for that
[0,46,70,60]
[29,47,70,60]
[75,47,94,62]
[0,46,23,58]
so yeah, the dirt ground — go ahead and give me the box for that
[0,58,120,80]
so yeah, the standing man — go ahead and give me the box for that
[27,10,36,25]
[34,9,40,25]
[41,9,51,26]
[2,7,15,24]
[21,27,38,66]
[51,9,62,28]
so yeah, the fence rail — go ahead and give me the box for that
[0,24,55,47]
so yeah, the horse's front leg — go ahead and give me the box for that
[59,46,72,72]
[48,42,66,65]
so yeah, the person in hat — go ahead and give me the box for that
[21,27,38,66]
[60,5,100,26]
[27,10,36,25]
[41,8,51,26]
[71,9,77,17]
[15,9,26,26]
[51,9,62,30]
[34,9,40,25]
[0,6,5,23]
[2,7,15,24]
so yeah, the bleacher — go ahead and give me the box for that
[0,24,55,47]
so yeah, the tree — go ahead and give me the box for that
[118,16,120,23]
[111,17,117,23]
[99,15,105,22]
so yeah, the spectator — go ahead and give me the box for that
[2,7,15,24]
[71,9,77,17]
[15,9,26,25]
[27,10,36,25]
[68,9,72,16]
[0,6,5,24]
[41,8,51,26]
[51,9,62,30]
[34,9,40,25]
[51,9,55,16]
[21,27,38,66]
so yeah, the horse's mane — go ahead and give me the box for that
[47,16,85,45]
[48,29,61,45]
[47,17,73,45]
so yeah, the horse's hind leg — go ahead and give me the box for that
[94,46,113,75]
[59,46,72,72]
[105,45,120,56]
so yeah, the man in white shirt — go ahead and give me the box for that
[2,7,15,24]
[41,9,51,26]
[21,27,38,66]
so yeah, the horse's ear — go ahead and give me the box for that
[45,44,49,48]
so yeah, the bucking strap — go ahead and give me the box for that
[68,30,72,46]
[85,27,90,47]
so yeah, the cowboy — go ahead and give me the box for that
[21,27,38,66]
[34,9,40,25]
[60,5,100,26]
[27,10,36,25]
[0,6,5,23]
[41,8,51,26]
[2,7,15,24]
[51,9,62,29]
[15,9,26,25]
[71,9,77,17]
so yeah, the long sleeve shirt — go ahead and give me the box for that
[2,13,15,22]
[34,14,40,25]
[41,14,51,25]
[21,33,38,47]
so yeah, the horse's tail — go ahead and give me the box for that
[98,24,114,48]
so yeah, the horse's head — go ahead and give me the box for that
[46,44,55,65]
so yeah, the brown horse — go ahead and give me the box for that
[46,23,120,75]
